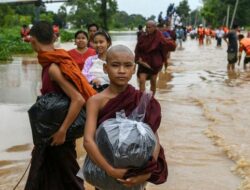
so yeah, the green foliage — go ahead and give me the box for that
[11,4,36,16]
[66,0,118,30]
[40,12,54,23]
[201,0,227,27]
[0,27,33,60]
[67,0,100,28]
[176,0,191,25]
[201,0,250,27]
[3,14,19,27]
[176,0,190,18]
[54,5,67,28]
[190,9,203,26]
[111,11,146,30]
[0,0,148,31]
[0,4,18,27]
[147,15,156,21]
[19,15,32,25]
[0,44,12,61]
[60,30,74,42]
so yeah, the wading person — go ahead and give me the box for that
[135,20,172,95]
[215,27,225,47]
[238,34,250,69]
[82,45,168,190]
[224,24,239,71]
[25,21,96,190]
[197,24,205,45]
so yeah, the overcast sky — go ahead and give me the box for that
[46,0,202,18]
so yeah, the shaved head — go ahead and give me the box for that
[146,20,156,27]
[104,44,135,85]
[146,20,157,34]
[106,45,134,62]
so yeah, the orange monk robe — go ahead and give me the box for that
[38,49,96,100]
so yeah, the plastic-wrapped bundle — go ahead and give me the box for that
[28,93,86,145]
[80,93,156,190]
[83,155,146,190]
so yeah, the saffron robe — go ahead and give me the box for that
[25,62,84,190]
[38,49,96,100]
[135,29,172,75]
[98,85,168,184]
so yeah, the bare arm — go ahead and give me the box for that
[48,63,85,146]
[152,132,160,160]
[84,97,127,179]
[137,58,152,69]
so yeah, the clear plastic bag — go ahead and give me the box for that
[80,92,156,190]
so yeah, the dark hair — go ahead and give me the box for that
[232,24,239,29]
[94,30,112,45]
[138,25,143,30]
[30,21,54,44]
[238,34,244,40]
[87,23,99,31]
[74,30,88,40]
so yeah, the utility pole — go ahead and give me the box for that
[34,0,42,22]
[226,5,230,28]
[101,0,108,31]
[230,0,239,29]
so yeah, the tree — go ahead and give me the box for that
[40,11,54,23]
[176,0,190,25]
[201,0,226,27]
[67,0,117,30]
[147,15,156,21]
[0,4,19,27]
[129,14,146,29]
[190,9,202,26]
[201,0,250,27]
[112,11,129,29]
[54,5,67,28]
[98,0,117,30]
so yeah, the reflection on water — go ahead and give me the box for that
[1,34,250,190]
[6,144,32,152]
[0,57,40,104]
[157,71,174,92]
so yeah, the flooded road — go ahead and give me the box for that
[1,33,250,190]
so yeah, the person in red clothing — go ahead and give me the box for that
[68,30,96,70]
[223,26,229,35]
[238,34,250,69]
[83,45,167,190]
[53,23,60,39]
[205,26,212,45]
[20,24,31,42]
[25,20,96,190]
[135,20,174,95]
[197,24,205,45]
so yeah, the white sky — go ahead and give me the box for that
[46,0,202,18]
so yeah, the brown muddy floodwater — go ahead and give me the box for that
[1,33,250,190]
